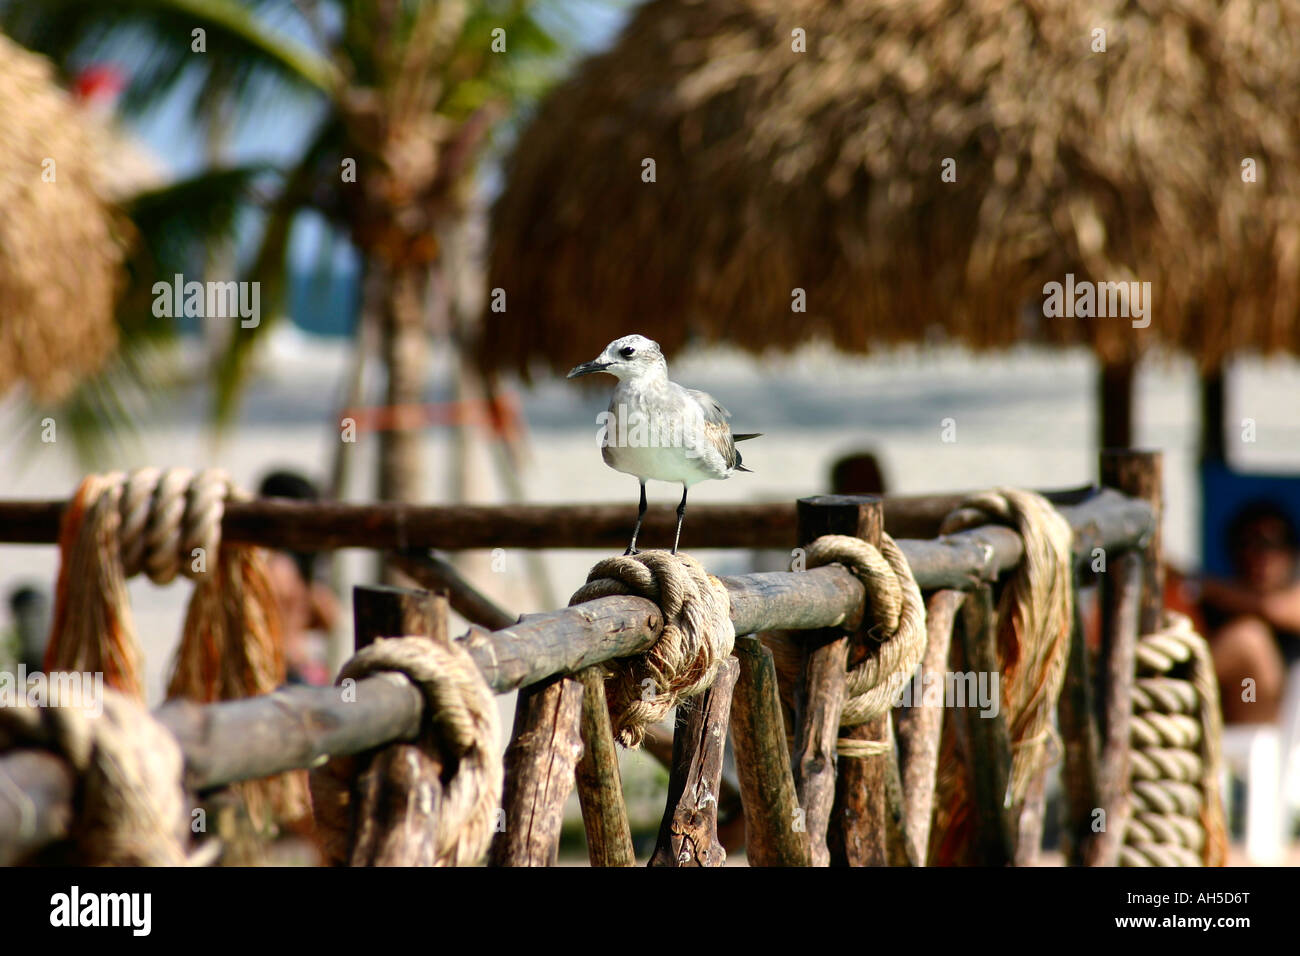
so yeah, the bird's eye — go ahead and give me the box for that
[619,346,636,358]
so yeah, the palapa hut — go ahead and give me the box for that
[0,33,126,403]
[482,0,1300,452]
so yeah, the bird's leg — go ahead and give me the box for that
[671,485,688,555]
[626,481,648,555]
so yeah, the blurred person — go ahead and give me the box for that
[1200,500,1300,724]
[2,583,51,672]
[258,470,339,686]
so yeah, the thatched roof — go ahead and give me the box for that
[0,33,125,402]
[483,0,1300,380]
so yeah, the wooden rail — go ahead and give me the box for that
[0,484,1126,553]
[0,481,1156,865]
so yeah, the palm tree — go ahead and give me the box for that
[2,0,569,503]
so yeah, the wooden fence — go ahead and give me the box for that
[0,449,1164,866]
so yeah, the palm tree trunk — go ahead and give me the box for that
[377,260,428,506]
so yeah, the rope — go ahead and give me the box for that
[569,550,734,749]
[44,467,308,830]
[931,488,1073,864]
[799,533,926,756]
[310,637,502,867]
[1121,611,1227,867]
[0,688,200,865]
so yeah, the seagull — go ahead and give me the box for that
[568,334,760,555]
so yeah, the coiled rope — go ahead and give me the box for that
[931,488,1073,864]
[310,636,502,867]
[1121,612,1228,867]
[44,467,307,828]
[801,533,927,756]
[0,688,202,865]
[569,550,734,748]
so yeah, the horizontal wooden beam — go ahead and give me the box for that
[0,485,1137,553]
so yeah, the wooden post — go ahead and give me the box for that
[1099,361,1134,451]
[794,495,895,866]
[956,584,1016,865]
[730,635,811,866]
[340,584,452,866]
[1086,549,1143,867]
[1199,366,1226,465]
[353,584,448,649]
[1057,572,1103,865]
[828,500,897,866]
[574,668,636,866]
[1094,449,1163,866]
[895,588,965,865]
[649,656,740,867]
[1100,450,1164,634]
[488,672,584,867]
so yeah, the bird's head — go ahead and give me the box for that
[567,334,666,382]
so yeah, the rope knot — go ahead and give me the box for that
[0,688,200,865]
[310,636,502,867]
[803,533,927,734]
[113,467,235,584]
[570,550,734,748]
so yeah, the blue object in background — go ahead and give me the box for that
[288,265,360,337]
[1201,460,1300,577]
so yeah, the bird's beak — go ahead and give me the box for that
[567,360,611,379]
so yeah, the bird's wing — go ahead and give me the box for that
[684,388,731,424]
[680,386,744,471]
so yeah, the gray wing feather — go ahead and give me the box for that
[682,386,745,471]
[685,388,731,425]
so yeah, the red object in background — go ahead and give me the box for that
[73,64,126,103]
[340,391,527,446]
[1080,564,1208,654]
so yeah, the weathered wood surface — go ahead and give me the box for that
[1086,549,1143,867]
[332,585,450,866]
[895,588,964,865]
[641,723,744,833]
[1089,449,1163,867]
[574,667,635,867]
[353,584,449,649]
[458,564,868,694]
[830,715,892,866]
[1100,452,1164,633]
[793,496,872,867]
[648,657,740,867]
[793,631,848,868]
[160,674,425,791]
[1058,584,1103,865]
[0,486,1148,556]
[730,635,811,866]
[956,585,1016,865]
[813,496,895,867]
[489,673,585,867]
